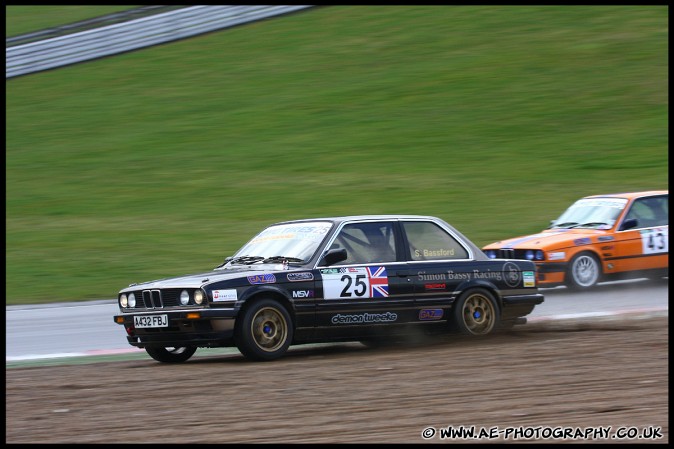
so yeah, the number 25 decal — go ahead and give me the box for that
[322,267,388,300]
[340,274,367,297]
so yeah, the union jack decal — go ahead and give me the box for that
[366,266,389,297]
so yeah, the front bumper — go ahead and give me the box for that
[534,262,567,286]
[113,308,238,349]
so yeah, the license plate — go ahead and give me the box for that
[134,314,169,328]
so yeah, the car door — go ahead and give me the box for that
[613,195,669,273]
[314,220,416,333]
[399,219,473,321]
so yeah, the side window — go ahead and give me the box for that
[403,221,468,260]
[625,196,669,228]
[332,222,396,265]
[648,197,668,226]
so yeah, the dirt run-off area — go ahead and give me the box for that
[5,315,668,444]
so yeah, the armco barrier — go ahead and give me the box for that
[5,6,187,47]
[6,5,313,79]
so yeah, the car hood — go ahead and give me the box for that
[484,228,608,250]
[119,264,289,292]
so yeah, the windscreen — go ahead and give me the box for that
[233,221,333,262]
[552,198,627,229]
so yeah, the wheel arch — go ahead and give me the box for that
[564,246,604,268]
[565,249,604,286]
[453,280,503,317]
[451,284,501,336]
[236,287,295,328]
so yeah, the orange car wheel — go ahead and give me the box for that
[566,252,602,290]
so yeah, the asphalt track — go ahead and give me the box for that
[5,278,668,363]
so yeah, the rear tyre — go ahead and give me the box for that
[145,346,197,363]
[566,252,601,290]
[235,299,293,361]
[452,288,499,336]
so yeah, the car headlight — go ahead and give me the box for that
[120,294,128,308]
[128,293,136,308]
[194,290,204,305]
[535,250,545,261]
[485,250,496,259]
[525,250,534,260]
[180,290,190,305]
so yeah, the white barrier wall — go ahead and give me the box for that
[6,5,313,78]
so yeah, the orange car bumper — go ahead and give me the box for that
[534,263,567,286]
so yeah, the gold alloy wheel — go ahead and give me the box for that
[461,292,496,335]
[250,306,288,352]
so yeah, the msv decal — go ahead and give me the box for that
[292,290,314,298]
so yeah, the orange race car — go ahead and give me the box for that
[483,190,668,290]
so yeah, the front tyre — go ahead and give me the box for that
[235,299,293,361]
[566,252,601,290]
[452,288,499,336]
[145,346,197,363]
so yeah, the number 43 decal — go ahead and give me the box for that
[641,227,668,254]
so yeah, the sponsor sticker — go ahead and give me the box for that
[522,271,535,287]
[502,262,522,287]
[212,289,238,302]
[292,290,314,298]
[247,274,276,284]
[287,272,314,282]
[548,251,566,261]
[331,312,398,325]
[249,222,331,244]
[575,198,627,209]
[419,309,443,320]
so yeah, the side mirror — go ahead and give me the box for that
[320,248,347,266]
[620,218,638,231]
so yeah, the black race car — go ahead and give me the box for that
[114,215,544,362]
